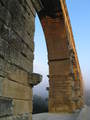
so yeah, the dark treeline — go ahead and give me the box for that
[33,95,48,114]
[85,89,90,106]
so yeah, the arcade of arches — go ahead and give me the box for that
[0,0,84,119]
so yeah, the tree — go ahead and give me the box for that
[33,95,48,114]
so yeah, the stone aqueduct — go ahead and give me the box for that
[0,0,84,119]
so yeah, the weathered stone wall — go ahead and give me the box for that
[0,0,35,119]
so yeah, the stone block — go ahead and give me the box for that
[49,60,71,75]
[0,56,31,80]
[13,99,32,114]
[47,37,69,60]
[7,68,29,86]
[0,77,32,100]
[0,97,13,117]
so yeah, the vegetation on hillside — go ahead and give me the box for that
[33,95,48,114]
[85,89,90,106]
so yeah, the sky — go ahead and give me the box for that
[33,0,90,97]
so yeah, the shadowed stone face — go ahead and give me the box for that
[39,0,63,18]
[0,97,13,117]
[0,0,35,119]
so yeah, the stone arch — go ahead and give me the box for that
[32,0,84,112]
[0,0,84,119]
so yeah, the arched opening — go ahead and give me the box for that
[33,15,49,113]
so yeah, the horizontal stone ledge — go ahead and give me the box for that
[48,57,70,63]
[49,76,73,82]
[0,77,32,100]
[50,92,73,95]
[48,73,73,76]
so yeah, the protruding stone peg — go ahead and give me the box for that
[29,73,42,87]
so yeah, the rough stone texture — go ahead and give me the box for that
[0,97,13,117]
[0,113,32,120]
[29,73,42,86]
[0,77,32,100]
[0,0,35,119]
[13,100,32,114]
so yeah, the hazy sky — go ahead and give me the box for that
[33,0,90,97]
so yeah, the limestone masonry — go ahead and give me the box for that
[0,0,84,120]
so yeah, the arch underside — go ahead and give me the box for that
[33,0,84,112]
